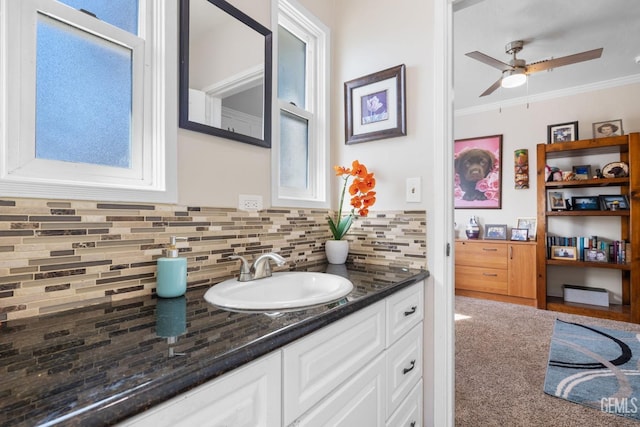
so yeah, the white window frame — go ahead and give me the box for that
[0,0,177,203]
[271,0,329,208]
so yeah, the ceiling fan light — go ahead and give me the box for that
[501,69,527,88]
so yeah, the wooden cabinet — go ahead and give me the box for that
[455,239,536,306]
[536,133,640,323]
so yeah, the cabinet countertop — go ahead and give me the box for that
[0,263,428,427]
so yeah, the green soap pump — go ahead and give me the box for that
[157,236,188,298]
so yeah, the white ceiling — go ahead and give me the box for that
[453,0,640,111]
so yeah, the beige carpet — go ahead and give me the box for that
[455,295,640,426]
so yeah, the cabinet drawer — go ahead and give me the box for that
[282,301,386,426]
[455,265,508,294]
[386,281,424,345]
[386,379,422,427]
[455,241,507,268]
[386,322,422,418]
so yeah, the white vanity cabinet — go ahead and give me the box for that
[119,351,281,427]
[120,281,424,427]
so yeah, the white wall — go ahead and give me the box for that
[454,81,640,300]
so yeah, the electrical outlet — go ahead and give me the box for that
[406,177,421,202]
[238,194,263,211]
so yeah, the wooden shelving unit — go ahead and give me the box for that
[536,133,640,323]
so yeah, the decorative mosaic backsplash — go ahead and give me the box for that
[0,198,426,321]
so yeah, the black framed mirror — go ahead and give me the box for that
[179,0,272,148]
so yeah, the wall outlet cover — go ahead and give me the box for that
[238,194,263,211]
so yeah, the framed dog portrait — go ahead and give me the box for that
[454,135,502,209]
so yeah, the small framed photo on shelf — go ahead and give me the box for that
[584,248,609,263]
[572,196,601,211]
[599,194,630,210]
[548,191,567,210]
[551,245,577,261]
[592,119,624,138]
[572,165,591,180]
[516,217,537,240]
[484,224,507,240]
[547,121,578,144]
[510,228,529,241]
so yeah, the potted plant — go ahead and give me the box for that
[326,160,376,264]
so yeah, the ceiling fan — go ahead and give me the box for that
[466,40,604,97]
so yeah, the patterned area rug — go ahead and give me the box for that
[544,319,640,421]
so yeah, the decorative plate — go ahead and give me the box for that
[602,161,629,178]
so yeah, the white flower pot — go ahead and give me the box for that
[325,239,349,264]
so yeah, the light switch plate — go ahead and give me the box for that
[406,177,421,202]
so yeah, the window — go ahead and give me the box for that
[272,0,329,207]
[0,0,177,202]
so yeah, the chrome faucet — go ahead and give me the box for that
[228,253,286,282]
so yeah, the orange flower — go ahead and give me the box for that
[327,160,377,240]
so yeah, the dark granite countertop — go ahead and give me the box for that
[0,263,428,427]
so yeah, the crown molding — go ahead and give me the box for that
[454,73,640,117]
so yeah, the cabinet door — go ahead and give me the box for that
[294,353,386,427]
[119,352,281,427]
[282,301,386,425]
[508,244,536,298]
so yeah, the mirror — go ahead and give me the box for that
[179,0,272,148]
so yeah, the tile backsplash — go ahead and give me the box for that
[0,198,426,321]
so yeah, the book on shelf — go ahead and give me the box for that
[546,234,629,264]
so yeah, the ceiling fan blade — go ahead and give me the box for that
[525,48,603,74]
[479,77,503,97]
[466,51,512,71]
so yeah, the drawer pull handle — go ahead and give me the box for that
[482,273,498,277]
[482,247,498,251]
[403,359,416,374]
[404,306,417,316]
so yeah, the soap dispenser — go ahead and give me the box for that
[157,236,188,298]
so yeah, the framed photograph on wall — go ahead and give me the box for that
[344,64,406,144]
[592,119,624,138]
[547,121,578,143]
[454,134,502,209]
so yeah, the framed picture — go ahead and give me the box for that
[344,64,406,144]
[484,224,507,240]
[572,196,601,211]
[599,194,630,210]
[572,165,591,180]
[592,119,624,138]
[585,248,609,263]
[548,191,567,210]
[510,228,529,241]
[454,135,502,209]
[551,246,577,261]
[516,217,537,240]
[547,121,578,143]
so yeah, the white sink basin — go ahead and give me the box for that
[204,271,354,312]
